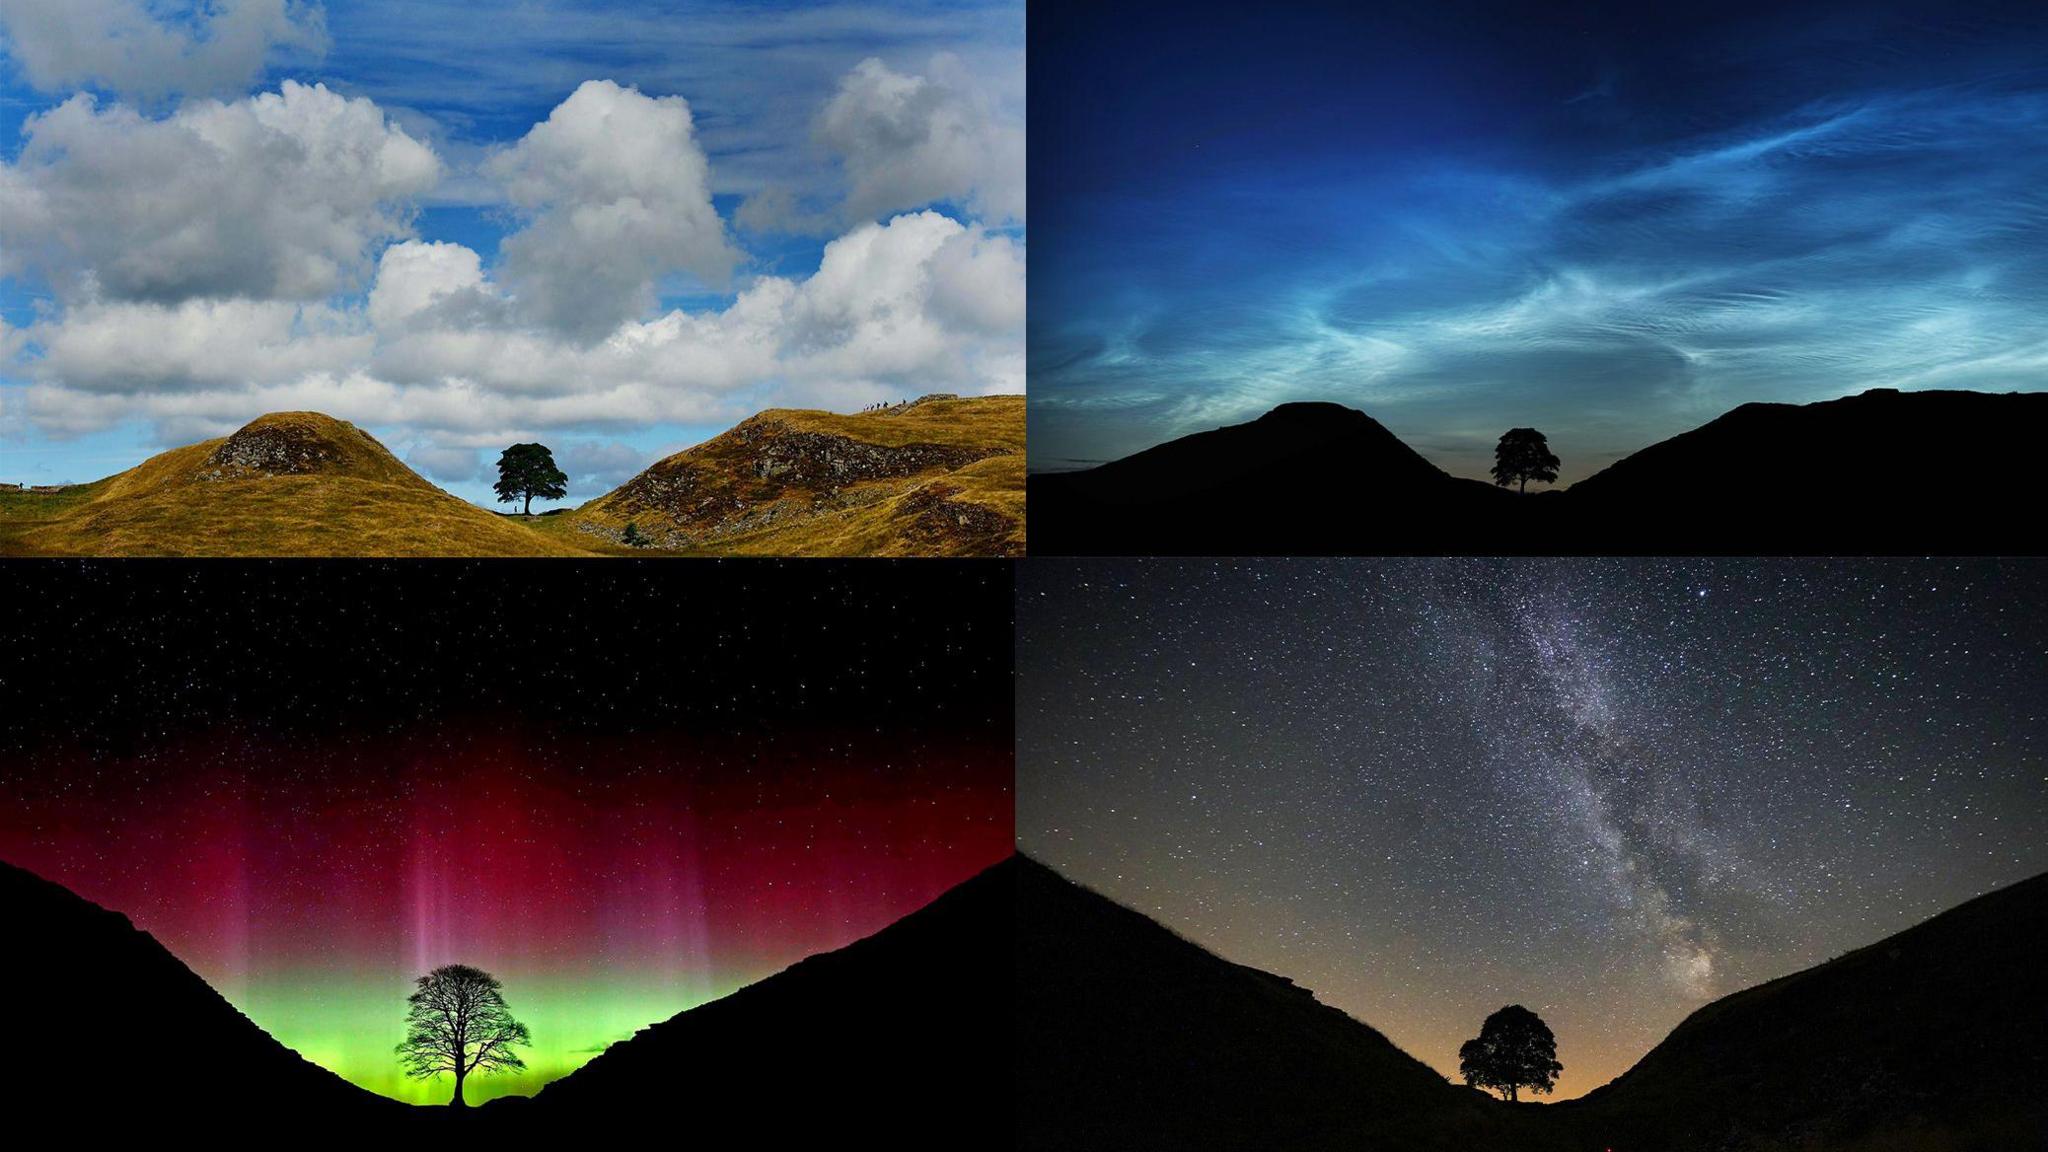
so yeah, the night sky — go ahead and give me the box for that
[1018,560,2048,1098]
[1028,0,2048,482]
[0,561,1013,1104]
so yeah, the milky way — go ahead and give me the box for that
[1017,559,2048,1097]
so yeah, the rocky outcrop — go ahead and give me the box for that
[898,482,1021,556]
[739,423,999,487]
[569,396,1024,556]
[197,414,384,480]
[592,417,1013,547]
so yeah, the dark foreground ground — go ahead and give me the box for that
[9,854,2043,1147]
[1030,389,2048,555]
[1,855,1013,1142]
[1017,856,2048,1152]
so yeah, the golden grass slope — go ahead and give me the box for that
[562,394,1026,556]
[0,413,590,557]
[1,400,1026,557]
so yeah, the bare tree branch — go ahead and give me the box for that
[395,964,533,1103]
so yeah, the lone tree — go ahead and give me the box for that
[396,964,532,1107]
[1458,1004,1563,1102]
[1491,428,1560,494]
[494,443,569,515]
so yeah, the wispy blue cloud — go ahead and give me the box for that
[317,0,1023,200]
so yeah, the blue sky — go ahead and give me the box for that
[1028,0,2048,483]
[0,1,1023,504]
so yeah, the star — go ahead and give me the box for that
[1017,559,2048,1098]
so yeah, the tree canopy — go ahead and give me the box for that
[1458,1004,1562,1102]
[1491,428,1561,494]
[396,963,532,1106]
[494,443,569,515]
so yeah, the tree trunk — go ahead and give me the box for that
[451,1069,467,1107]
[523,492,533,516]
[1519,476,1527,495]
[1507,1084,1518,1102]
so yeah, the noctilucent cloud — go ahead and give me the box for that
[1019,559,2048,1099]
[1028,0,2048,483]
[0,1,1024,506]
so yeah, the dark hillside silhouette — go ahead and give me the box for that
[1014,854,1560,1151]
[0,859,406,1131]
[1563,388,2048,552]
[1555,870,2048,1151]
[1028,388,2048,554]
[1028,402,1520,554]
[1016,854,2048,1152]
[489,854,1014,1138]
[13,852,2036,1144]
[0,856,1010,1138]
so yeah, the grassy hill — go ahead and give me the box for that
[0,413,589,557]
[0,397,1025,557]
[559,393,1025,556]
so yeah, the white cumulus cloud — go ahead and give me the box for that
[29,296,370,394]
[488,79,739,341]
[0,80,439,303]
[0,61,1024,462]
[0,0,327,104]
[12,211,1023,442]
[365,240,498,331]
[815,54,1025,225]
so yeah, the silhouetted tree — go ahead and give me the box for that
[1458,1004,1562,1102]
[494,443,569,515]
[397,963,532,1107]
[1491,428,1560,494]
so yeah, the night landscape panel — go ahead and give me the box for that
[1016,559,2048,1148]
[0,561,1013,1115]
[1026,0,2048,553]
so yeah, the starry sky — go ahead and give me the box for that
[0,1,1022,505]
[1028,0,2048,483]
[1017,559,2048,1099]
[0,560,1014,1104]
